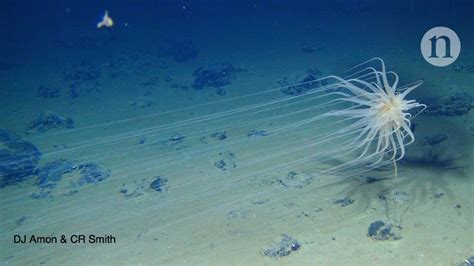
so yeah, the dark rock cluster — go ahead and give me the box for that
[421,92,472,116]
[334,197,354,207]
[32,159,110,199]
[262,234,301,259]
[211,131,227,140]
[192,63,244,90]
[120,179,147,199]
[26,112,74,134]
[120,175,168,198]
[247,129,270,137]
[63,62,101,98]
[277,69,323,96]
[277,171,314,189]
[0,129,41,188]
[214,151,236,171]
[149,176,167,192]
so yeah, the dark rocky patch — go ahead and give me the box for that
[423,133,448,145]
[0,129,41,188]
[120,176,167,198]
[74,162,109,186]
[35,159,77,195]
[367,221,384,237]
[14,216,27,227]
[26,112,74,134]
[277,69,323,96]
[211,131,227,140]
[334,197,354,207]
[366,176,386,184]
[120,179,146,199]
[277,171,313,189]
[247,129,270,137]
[165,40,198,62]
[367,220,401,240]
[192,63,244,90]
[262,234,301,259]
[421,92,472,116]
[227,208,251,220]
[214,151,236,171]
[32,159,109,199]
[391,191,410,204]
[138,136,147,144]
[37,85,60,99]
[63,62,101,98]
[149,176,167,192]
[379,190,410,204]
[252,199,269,205]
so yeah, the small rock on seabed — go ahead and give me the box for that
[367,220,401,241]
[262,234,301,259]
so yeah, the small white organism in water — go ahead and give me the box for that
[97,10,114,28]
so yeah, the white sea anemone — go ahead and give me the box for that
[325,58,426,165]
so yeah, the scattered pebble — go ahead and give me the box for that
[247,129,270,137]
[211,131,227,140]
[14,216,28,227]
[214,151,236,171]
[262,234,301,259]
[334,197,354,207]
[227,208,251,220]
[277,171,313,189]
